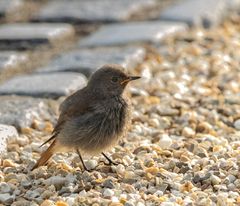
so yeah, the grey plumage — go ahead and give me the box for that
[32,64,140,170]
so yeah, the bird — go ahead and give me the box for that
[31,64,140,171]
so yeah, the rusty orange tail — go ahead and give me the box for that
[31,140,57,170]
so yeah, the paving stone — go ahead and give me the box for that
[0,96,55,129]
[227,0,240,9]
[159,0,227,28]
[0,23,75,50]
[79,21,187,47]
[0,72,87,98]
[35,46,146,76]
[0,124,18,155]
[0,51,28,72]
[0,0,24,18]
[33,0,156,23]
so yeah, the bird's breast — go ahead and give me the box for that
[58,96,131,154]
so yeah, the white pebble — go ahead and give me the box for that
[103,188,114,197]
[211,175,221,185]
[79,190,87,196]
[234,119,240,130]
[111,196,119,202]
[85,159,98,170]
[159,134,172,149]
[116,164,125,176]
[182,127,195,138]
[122,156,133,165]
[66,197,75,206]
[137,202,145,206]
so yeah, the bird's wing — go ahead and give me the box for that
[41,87,91,147]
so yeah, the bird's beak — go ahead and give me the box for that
[120,76,141,85]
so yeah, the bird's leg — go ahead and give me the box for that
[102,152,118,165]
[76,149,88,171]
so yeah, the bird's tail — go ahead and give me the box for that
[31,139,57,170]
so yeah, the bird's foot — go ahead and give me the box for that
[101,152,118,166]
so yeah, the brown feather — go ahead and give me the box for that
[31,139,57,170]
[39,133,57,147]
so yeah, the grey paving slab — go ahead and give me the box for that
[0,72,87,98]
[0,0,24,18]
[0,124,18,155]
[227,0,240,9]
[0,51,28,71]
[79,21,187,47]
[159,0,227,28]
[33,0,156,23]
[0,96,55,129]
[0,23,75,50]
[35,46,146,76]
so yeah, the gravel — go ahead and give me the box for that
[1,11,240,206]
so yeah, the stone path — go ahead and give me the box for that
[0,0,240,205]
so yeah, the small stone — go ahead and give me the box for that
[154,106,179,116]
[2,159,16,167]
[123,171,137,184]
[66,197,75,206]
[159,134,172,149]
[125,202,135,206]
[196,122,213,133]
[25,190,40,199]
[44,176,67,190]
[225,174,236,184]
[40,189,55,199]
[234,119,240,130]
[116,164,125,176]
[0,182,11,193]
[103,188,114,198]
[0,193,13,205]
[40,200,55,206]
[145,167,159,175]
[211,175,221,185]
[136,202,145,206]
[85,159,98,170]
[182,127,195,138]
[56,201,68,206]
[103,179,114,189]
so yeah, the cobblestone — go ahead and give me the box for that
[79,21,187,47]
[36,46,146,76]
[159,0,227,27]
[33,0,156,23]
[0,72,87,98]
[0,23,75,50]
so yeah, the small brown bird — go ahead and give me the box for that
[32,64,140,171]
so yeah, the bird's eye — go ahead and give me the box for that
[111,76,118,83]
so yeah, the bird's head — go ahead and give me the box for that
[88,64,141,97]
